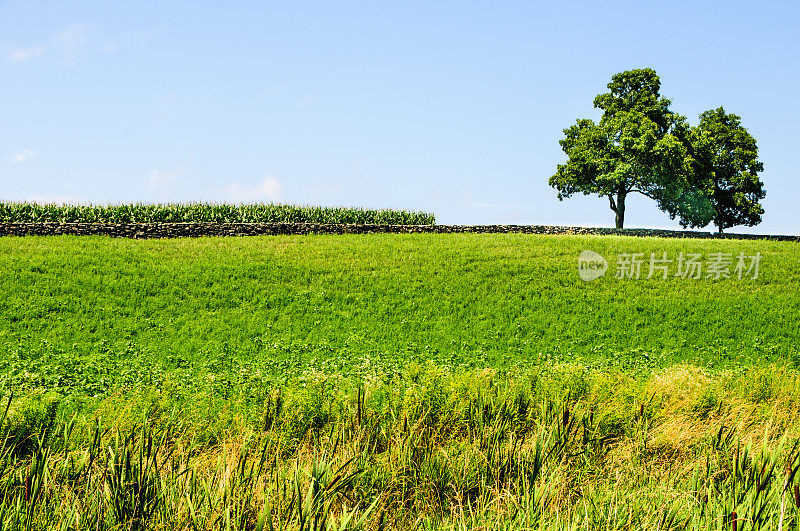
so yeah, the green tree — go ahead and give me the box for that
[678,107,765,233]
[549,68,694,228]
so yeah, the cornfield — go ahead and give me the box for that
[0,202,435,225]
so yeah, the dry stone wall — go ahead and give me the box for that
[0,222,797,241]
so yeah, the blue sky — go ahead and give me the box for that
[1,1,798,233]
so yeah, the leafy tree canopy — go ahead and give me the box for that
[549,69,764,232]
[550,68,694,228]
[677,107,765,233]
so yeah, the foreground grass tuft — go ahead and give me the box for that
[3,363,800,529]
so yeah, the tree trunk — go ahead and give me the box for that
[609,190,626,229]
[615,191,626,229]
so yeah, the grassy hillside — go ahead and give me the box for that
[0,234,797,395]
[1,233,799,529]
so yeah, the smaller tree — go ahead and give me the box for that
[678,107,765,233]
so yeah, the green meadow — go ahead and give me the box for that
[1,234,800,529]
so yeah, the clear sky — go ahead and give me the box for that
[1,1,798,233]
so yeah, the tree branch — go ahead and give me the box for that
[608,194,618,214]
[629,188,657,200]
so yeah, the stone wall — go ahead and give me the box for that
[0,222,797,241]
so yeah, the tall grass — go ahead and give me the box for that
[0,202,436,225]
[2,363,800,530]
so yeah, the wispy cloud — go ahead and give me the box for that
[8,149,35,165]
[5,46,46,62]
[466,202,527,210]
[222,177,283,203]
[145,169,178,191]
[22,195,80,205]
[2,23,89,64]
[52,24,89,61]
[98,27,164,53]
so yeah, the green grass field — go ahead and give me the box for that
[1,234,799,529]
